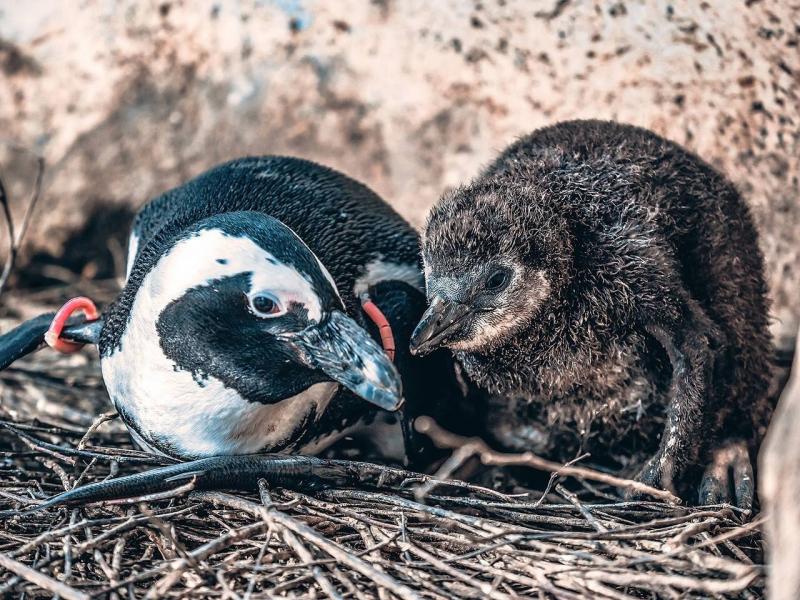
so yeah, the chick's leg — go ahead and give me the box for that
[699,439,754,510]
[633,299,722,497]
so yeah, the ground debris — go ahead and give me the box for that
[0,300,766,599]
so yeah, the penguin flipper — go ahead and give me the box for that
[0,313,104,370]
[0,313,53,370]
[1,455,497,517]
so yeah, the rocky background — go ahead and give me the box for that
[0,0,797,342]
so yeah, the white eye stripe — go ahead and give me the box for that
[144,229,324,322]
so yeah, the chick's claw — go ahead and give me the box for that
[698,440,754,511]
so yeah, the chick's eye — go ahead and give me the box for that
[486,270,510,291]
[250,294,283,317]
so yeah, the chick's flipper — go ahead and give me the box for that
[632,293,724,498]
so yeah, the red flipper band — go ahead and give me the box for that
[45,296,100,354]
[360,294,395,362]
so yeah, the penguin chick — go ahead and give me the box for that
[410,120,772,506]
[100,156,435,460]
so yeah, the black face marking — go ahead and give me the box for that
[156,273,328,404]
[101,211,345,356]
[216,258,228,265]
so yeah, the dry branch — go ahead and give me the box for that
[416,416,682,504]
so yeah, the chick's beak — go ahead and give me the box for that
[290,311,403,411]
[409,296,471,356]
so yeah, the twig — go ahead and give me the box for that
[101,477,197,506]
[556,484,607,533]
[416,416,681,504]
[0,552,89,600]
[196,492,425,600]
[0,152,44,296]
[78,412,118,450]
[259,478,343,599]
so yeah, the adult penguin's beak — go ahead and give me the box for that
[289,311,403,411]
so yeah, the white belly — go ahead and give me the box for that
[101,342,338,458]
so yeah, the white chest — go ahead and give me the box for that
[101,337,339,457]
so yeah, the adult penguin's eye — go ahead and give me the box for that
[485,269,510,292]
[249,293,284,318]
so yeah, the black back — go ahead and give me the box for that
[100,156,420,355]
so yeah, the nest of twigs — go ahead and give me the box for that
[0,288,767,599]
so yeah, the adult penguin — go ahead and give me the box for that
[0,156,456,465]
